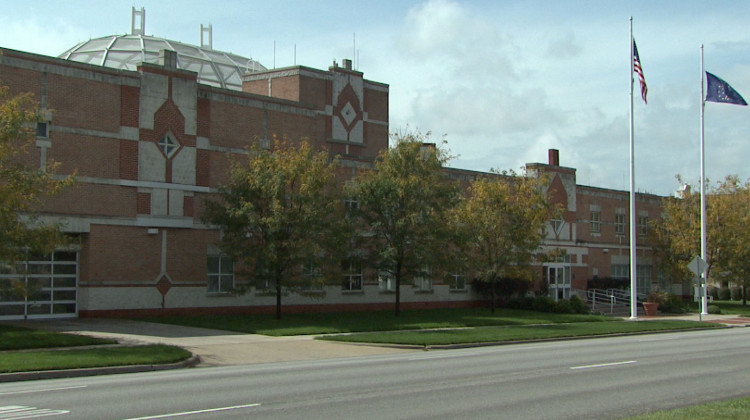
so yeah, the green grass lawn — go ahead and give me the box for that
[0,345,191,373]
[319,320,719,346]
[0,324,115,350]
[711,300,750,316]
[140,307,619,336]
[0,324,192,374]
[625,395,750,419]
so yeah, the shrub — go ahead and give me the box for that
[569,295,590,314]
[718,288,731,301]
[531,296,557,313]
[707,305,722,314]
[646,290,668,305]
[505,296,534,310]
[731,287,742,301]
[708,286,719,300]
[552,299,573,314]
[659,293,687,314]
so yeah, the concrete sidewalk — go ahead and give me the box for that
[3,318,415,367]
[631,313,750,326]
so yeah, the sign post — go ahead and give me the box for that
[687,256,709,321]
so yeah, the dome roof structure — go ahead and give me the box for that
[59,15,267,91]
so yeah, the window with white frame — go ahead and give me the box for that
[590,210,601,234]
[550,218,564,236]
[157,133,179,159]
[341,259,362,291]
[344,197,359,215]
[612,264,629,280]
[378,271,396,292]
[449,273,466,291]
[615,213,626,235]
[301,262,324,291]
[0,251,78,318]
[638,215,649,236]
[207,255,233,293]
[413,267,432,291]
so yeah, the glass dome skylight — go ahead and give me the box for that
[58,8,266,91]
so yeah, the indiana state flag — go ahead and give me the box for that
[705,71,747,105]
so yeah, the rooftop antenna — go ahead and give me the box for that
[353,32,356,70]
[201,24,213,50]
[131,7,145,35]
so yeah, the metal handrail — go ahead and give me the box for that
[584,288,641,314]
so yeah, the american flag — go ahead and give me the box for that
[632,40,647,104]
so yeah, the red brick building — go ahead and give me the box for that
[0,24,673,319]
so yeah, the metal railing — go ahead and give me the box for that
[583,288,647,314]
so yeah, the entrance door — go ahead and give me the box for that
[546,264,571,301]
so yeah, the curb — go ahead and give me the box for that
[0,354,200,383]
[320,324,732,351]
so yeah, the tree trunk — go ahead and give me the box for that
[275,283,282,320]
[490,275,497,314]
[395,262,402,317]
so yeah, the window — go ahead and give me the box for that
[207,255,233,293]
[157,133,179,158]
[449,273,466,291]
[344,198,359,214]
[550,218,564,236]
[301,262,323,291]
[341,259,362,291]
[615,213,626,235]
[590,211,601,234]
[637,264,652,293]
[638,215,649,236]
[612,264,629,279]
[378,272,396,292]
[413,267,432,291]
[36,122,49,138]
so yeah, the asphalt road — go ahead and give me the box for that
[1,327,748,419]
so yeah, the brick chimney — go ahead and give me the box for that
[548,149,559,166]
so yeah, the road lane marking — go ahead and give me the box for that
[122,403,261,419]
[570,360,637,370]
[0,386,87,396]
[0,405,69,418]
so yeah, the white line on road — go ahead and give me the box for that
[122,403,261,419]
[0,405,69,419]
[0,386,87,396]
[570,360,637,370]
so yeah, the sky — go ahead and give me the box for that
[2,0,750,196]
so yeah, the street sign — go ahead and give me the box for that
[687,256,709,278]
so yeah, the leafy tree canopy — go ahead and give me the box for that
[347,131,460,316]
[202,138,347,319]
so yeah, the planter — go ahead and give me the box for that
[643,302,659,316]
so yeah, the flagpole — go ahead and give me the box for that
[629,17,638,320]
[699,45,709,315]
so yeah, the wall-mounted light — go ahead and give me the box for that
[147,228,159,235]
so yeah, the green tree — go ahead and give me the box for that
[710,176,750,305]
[652,176,750,304]
[347,131,460,316]
[202,139,347,319]
[455,170,554,312]
[0,84,71,265]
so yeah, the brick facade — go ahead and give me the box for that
[0,44,668,319]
